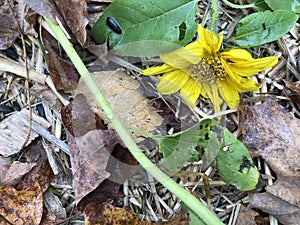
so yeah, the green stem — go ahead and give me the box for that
[221,0,255,9]
[44,17,224,225]
[210,0,219,33]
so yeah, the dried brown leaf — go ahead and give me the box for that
[84,203,189,225]
[0,0,19,50]
[84,203,150,225]
[53,0,88,45]
[16,158,54,192]
[68,129,118,204]
[240,98,300,180]
[27,0,88,45]
[61,94,105,136]
[73,71,163,139]
[1,161,36,186]
[44,38,80,91]
[107,144,138,184]
[235,204,259,225]
[78,179,124,211]
[0,0,37,50]
[0,146,53,191]
[77,146,138,211]
[62,94,138,210]
[62,95,119,204]
[0,182,43,225]
[26,0,61,22]
[0,156,10,182]
[283,80,300,110]
[239,98,300,224]
[249,192,300,225]
[284,79,300,96]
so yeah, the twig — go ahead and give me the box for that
[0,57,69,106]
[20,35,33,149]
[221,0,254,9]
[17,111,71,156]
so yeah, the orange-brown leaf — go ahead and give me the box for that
[0,182,43,225]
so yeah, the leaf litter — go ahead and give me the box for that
[240,98,300,224]
[0,0,299,224]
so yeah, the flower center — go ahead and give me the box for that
[188,56,228,82]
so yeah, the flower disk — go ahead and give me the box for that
[142,25,278,112]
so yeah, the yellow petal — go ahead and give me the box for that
[221,57,261,92]
[142,64,174,75]
[220,49,254,62]
[180,78,201,107]
[160,42,203,69]
[157,70,189,94]
[201,82,222,112]
[229,74,261,92]
[218,80,239,108]
[229,56,278,76]
[197,25,222,54]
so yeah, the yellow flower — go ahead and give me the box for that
[142,25,278,112]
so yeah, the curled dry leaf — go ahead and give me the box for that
[73,71,163,141]
[0,146,53,190]
[0,182,43,225]
[239,98,300,224]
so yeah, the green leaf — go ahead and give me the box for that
[131,119,260,190]
[231,10,298,48]
[265,0,300,13]
[91,0,199,57]
[197,119,222,165]
[198,120,260,191]
[156,124,200,172]
[253,0,272,11]
[216,129,260,191]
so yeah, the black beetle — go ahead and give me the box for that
[106,17,122,34]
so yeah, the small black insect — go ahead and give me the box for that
[106,17,122,34]
[262,22,266,30]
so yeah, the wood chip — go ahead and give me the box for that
[0,109,50,157]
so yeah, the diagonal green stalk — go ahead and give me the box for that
[44,17,224,225]
[210,0,219,33]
